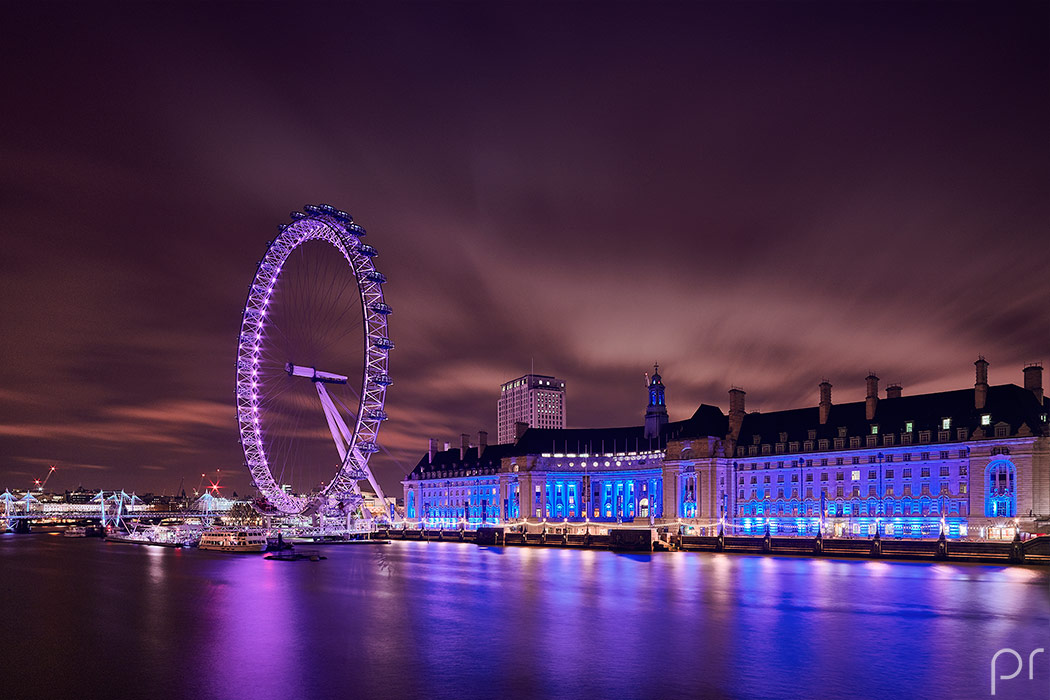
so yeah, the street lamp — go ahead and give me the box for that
[876,451,885,538]
[798,457,805,535]
[877,452,885,513]
[939,494,947,537]
[444,479,452,529]
[720,491,727,535]
[819,488,826,536]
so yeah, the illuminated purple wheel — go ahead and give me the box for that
[235,204,392,515]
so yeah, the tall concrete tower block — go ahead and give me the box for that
[497,373,566,444]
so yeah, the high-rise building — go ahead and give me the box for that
[497,373,566,444]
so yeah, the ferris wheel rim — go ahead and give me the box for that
[234,206,390,515]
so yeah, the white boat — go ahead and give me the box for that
[63,526,87,537]
[198,529,268,552]
[103,523,201,547]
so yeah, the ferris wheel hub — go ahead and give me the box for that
[284,363,349,384]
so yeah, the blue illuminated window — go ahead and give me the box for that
[985,460,1016,517]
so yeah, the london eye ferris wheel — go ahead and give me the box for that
[235,204,392,515]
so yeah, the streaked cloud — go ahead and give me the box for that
[0,2,1045,496]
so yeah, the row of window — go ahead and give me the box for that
[739,426,1006,457]
[737,450,968,471]
[741,464,967,485]
[738,498,969,517]
[765,417,987,443]
[743,482,967,500]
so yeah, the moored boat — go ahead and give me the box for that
[265,550,326,561]
[105,523,197,547]
[106,533,183,547]
[198,529,268,552]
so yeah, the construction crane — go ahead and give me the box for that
[33,466,56,492]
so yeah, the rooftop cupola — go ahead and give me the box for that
[644,363,669,439]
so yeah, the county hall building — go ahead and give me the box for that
[403,359,1049,539]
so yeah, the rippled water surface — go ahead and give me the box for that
[2,533,1047,700]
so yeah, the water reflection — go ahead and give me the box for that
[0,537,1046,700]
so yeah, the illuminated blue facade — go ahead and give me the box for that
[405,443,670,527]
[502,454,665,522]
[726,445,973,538]
[985,458,1017,517]
[405,361,1049,538]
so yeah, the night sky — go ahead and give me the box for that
[1,2,1047,498]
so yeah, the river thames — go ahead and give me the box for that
[1,533,1047,700]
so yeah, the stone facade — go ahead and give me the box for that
[404,360,1049,538]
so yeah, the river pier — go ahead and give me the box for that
[374,526,1050,565]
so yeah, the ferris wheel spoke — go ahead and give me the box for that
[316,262,359,328]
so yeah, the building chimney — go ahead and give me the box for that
[975,356,989,410]
[729,387,746,414]
[728,387,746,437]
[886,383,902,399]
[818,380,832,425]
[514,421,529,441]
[478,430,488,450]
[865,373,879,421]
[443,441,450,452]
[1024,363,1043,404]
[460,433,470,454]
[428,438,438,463]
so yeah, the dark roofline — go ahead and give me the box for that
[736,383,1048,445]
[407,383,1048,477]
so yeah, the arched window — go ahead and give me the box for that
[985,460,1017,517]
[407,490,416,518]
